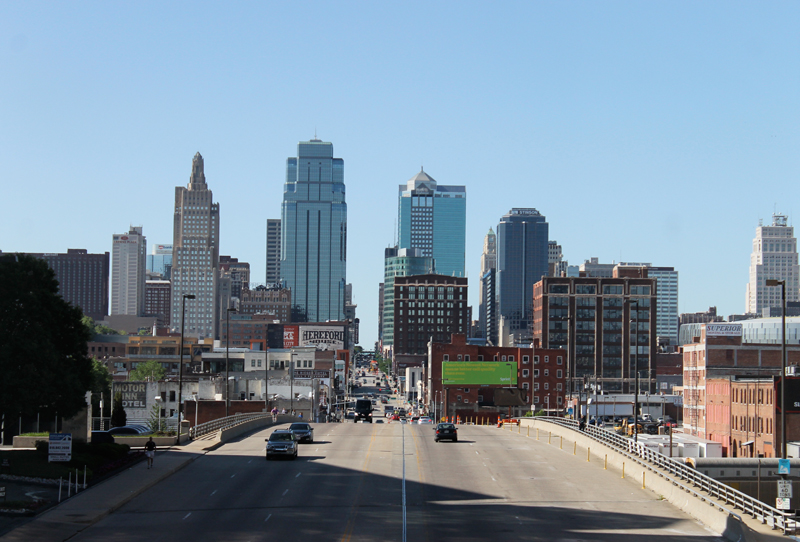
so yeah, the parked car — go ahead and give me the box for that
[289,422,314,443]
[107,425,149,436]
[90,431,115,444]
[266,430,298,460]
[434,423,457,442]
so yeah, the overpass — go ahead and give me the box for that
[3,416,796,541]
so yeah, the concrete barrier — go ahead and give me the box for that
[12,436,48,448]
[113,436,178,448]
[216,415,299,445]
[518,418,787,542]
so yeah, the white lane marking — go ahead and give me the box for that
[183,512,192,520]
[402,419,407,542]
[210,490,217,496]
[231,474,236,478]
[265,514,272,522]
[475,451,479,455]
[282,489,289,496]
[492,477,496,481]
[295,472,301,478]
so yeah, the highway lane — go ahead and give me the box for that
[71,421,726,541]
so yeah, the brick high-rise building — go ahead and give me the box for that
[393,274,468,356]
[11,249,110,320]
[532,269,657,396]
[144,279,171,327]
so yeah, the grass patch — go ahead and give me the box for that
[19,432,49,437]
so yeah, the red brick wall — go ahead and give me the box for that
[183,400,266,427]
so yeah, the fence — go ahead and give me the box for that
[189,413,270,440]
[536,416,798,535]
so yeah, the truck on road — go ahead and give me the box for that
[354,399,373,423]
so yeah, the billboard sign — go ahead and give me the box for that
[293,369,331,379]
[283,326,299,348]
[442,362,517,386]
[48,433,72,462]
[299,325,345,351]
[776,377,800,413]
[112,382,147,409]
[705,323,742,337]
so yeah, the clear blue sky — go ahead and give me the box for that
[2,2,798,348]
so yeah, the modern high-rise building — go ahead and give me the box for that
[266,219,281,286]
[397,169,466,277]
[146,243,173,279]
[478,228,497,343]
[496,208,549,345]
[382,247,435,355]
[280,139,347,323]
[746,214,799,315]
[8,249,110,320]
[111,226,147,316]
[170,153,220,338]
[619,263,679,346]
[548,240,568,277]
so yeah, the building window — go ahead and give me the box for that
[545,356,549,363]
[557,383,562,391]
[464,398,470,403]
[544,383,549,390]
[443,355,449,361]
[477,395,484,402]
[557,356,563,365]
[534,382,540,390]
[544,369,549,376]
[464,355,470,361]
[557,396,563,405]
[523,355,529,364]
[478,355,484,361]
[501,355,507,361]
[251,360,256,367]
[464,388,470,393]
[534,369,539,377]
[522,369,529,377]
[457,355,462,360]
[534,356,540,364]
[509,356,514,361]
[557,370,562,378]
[457,395,462,402]
[522,382,529,390]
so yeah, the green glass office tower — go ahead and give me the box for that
[397,169,466,277]
[381,247,435,350]
[281,139,347,322]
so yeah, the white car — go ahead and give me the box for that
[417,417,433,424]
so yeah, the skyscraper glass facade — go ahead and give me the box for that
[398,169,466,277]
[281,140,347,322]
[496,208,549,340]
[382,247,434,349]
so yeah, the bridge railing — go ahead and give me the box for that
[536,416,797,534]
[190,413,270,440]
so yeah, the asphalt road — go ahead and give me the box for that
[68,419,726,542]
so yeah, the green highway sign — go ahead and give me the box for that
[442,362,517,386]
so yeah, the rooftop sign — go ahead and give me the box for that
[705,323,743,337]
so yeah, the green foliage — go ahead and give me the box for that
[110,392,127,427]
[129,359,166,382]
[82,315,126,336]
[533,409,546,417]
[90,357,112,416]
[148,403,166,433]
[0,255,93,420]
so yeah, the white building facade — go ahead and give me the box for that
[111,226,147,316]
[746,214,799,315]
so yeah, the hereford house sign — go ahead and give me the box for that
[112,382,147,409]
[300,326,345,351]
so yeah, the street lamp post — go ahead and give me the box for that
[225,306,237,417]
[766,279,787,459]
[178,294,195,438]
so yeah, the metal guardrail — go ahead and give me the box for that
[535,416,797,535]
[189,413,270,440]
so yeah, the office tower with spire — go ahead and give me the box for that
[496,208,549,345]
[397,169,466,277]
[111,226,147,316]
[170,153,220,338]
[281,139,347,322]
[746,213,799,315]
[479,228,497,344]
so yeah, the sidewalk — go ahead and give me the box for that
[2,439,209,541]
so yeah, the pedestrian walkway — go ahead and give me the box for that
[2,439,209,541]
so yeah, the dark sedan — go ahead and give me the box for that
[289,422,314,443]
[434,423,457,443]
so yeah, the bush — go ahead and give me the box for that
[110,392,127,427]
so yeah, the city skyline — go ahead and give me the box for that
[2,3,798,347]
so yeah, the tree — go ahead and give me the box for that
[0,255,93,421]
[110,392,127,427]
[90,357,112,417]
[129,360,166,382]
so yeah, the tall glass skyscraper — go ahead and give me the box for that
[496,208,549,344]
[281,139,347,322]
[397,169,466,277]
